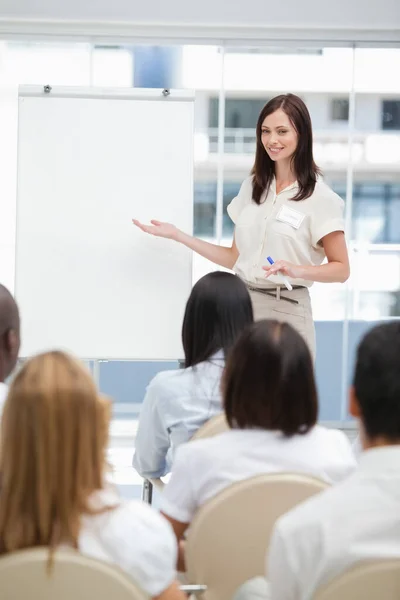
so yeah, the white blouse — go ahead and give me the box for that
[160,426,356,524]
[79,489,177,596]
[227,176,345,288]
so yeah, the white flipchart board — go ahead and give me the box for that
[15,86,194,360]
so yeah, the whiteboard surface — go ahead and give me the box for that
[16,87,194,360]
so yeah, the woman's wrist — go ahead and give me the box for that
[296,265,308,279]
[174,228,186,244]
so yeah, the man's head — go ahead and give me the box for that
[0,285,20,383]
[350,321,400,448]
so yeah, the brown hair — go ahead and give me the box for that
[0,351,112,556]
[223,320,318,436]
[251,93,321,204]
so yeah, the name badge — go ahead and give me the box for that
[276,205,305,230]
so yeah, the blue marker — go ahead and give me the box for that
[266,256,293,291]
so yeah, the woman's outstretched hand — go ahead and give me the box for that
[132,219,180,241]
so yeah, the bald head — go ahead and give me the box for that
[0,285,20,382]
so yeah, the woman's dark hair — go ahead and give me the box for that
[251,93,321,204]
[182,272,253,368]
[353,321,400,442]
[223,320,318,436]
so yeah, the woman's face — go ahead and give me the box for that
[261,108,298,163]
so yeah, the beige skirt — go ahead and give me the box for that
[248,286,316,361]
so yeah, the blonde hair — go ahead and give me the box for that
[0,351,111,554]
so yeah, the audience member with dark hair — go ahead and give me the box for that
[267,321,400,599]
[0,284,20,415]
[160,320,356,555]
[133,271,253,479]
[0,350,185,600]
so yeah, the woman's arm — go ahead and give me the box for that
[132,379,171,479]
[161,514,189,572]
[132,219,239,270]
[154,581,187,600]
[263,231,350,284]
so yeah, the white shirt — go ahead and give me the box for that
[0,382,8,419]
[227,176,345,288]
[160,426,356,524]
[352,432,362,458]
[133,354,224,479]
[267,446,400,600]
[79,489,177,596]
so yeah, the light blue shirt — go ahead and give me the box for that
[133,352,224,479]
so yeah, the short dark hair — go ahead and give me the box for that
[251,93,321,204]
[182,272,253,368]
[223,320,318,436]
[354,321,400,442]
[0,284,20,382]
[0,285,19,337]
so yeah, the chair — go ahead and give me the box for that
[185,472,328,600]
[143,413,229,502]
[313,559,400,600]
[0,547,148,600]
[191,414,229,441]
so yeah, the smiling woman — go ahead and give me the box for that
[133,93,350,360]
[254,94,320,201]
[263,115,298,160]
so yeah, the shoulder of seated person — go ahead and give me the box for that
[176,429,232,457]
[275,474,356,537]
[312,424,343,438]
[149,360,218,390]
[99,498,175,537]
[83,501,177,575]
[274,492,331,538]
[312,425,355,454]
[117,499,172,524]
[147,367,186,392]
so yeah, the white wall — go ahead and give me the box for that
[0,86,18,291]
[0,0,399,42]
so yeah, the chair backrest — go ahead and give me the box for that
[0,547,149,600]
[313,560,400,600]
[191,413,229,441]
[185,472,328,600]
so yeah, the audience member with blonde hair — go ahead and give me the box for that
[160,320,356,564]
[0,351,184,600]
